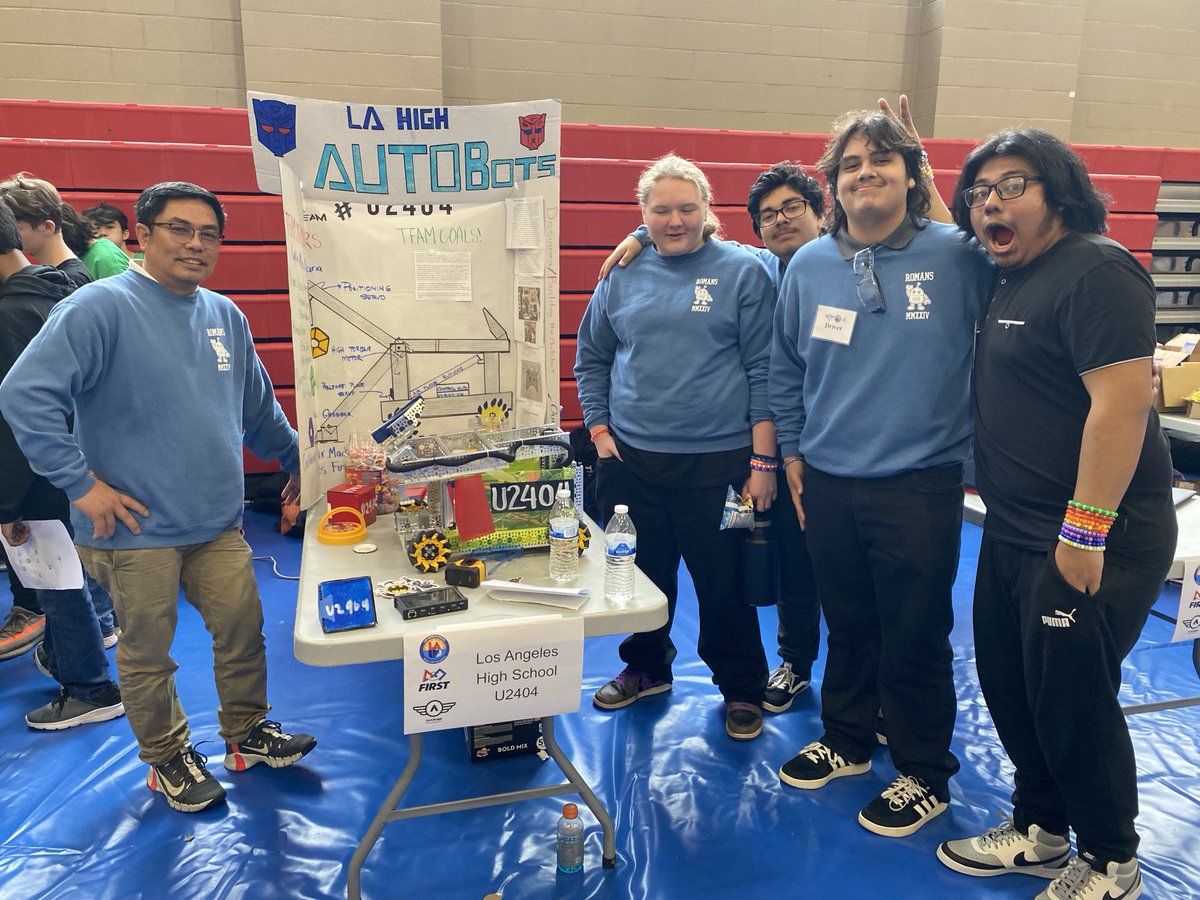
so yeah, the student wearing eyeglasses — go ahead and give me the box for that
[0,181,316,815]
[768,111,995,839]
[936,130,1175,900]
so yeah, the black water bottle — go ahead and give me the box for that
[737,512,779,607]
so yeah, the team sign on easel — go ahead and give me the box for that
[1174,558,1200,643]
[246,93,562,508]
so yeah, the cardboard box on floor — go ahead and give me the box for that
[1154,334,1200,411]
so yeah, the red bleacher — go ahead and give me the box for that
[5,98,1197,472]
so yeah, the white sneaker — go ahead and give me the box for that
[1035,854,1142,900]
[937,818,1070,878]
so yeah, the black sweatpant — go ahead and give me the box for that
[974,533,1172,865]
[595,443,768,704]
[801,463,963,797]
[771,465,821,678]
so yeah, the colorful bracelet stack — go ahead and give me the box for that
[1058,500,1118,552]
[749,453,778,473]
[919,150,935,183]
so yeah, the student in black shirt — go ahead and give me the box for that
[937,129,1176,900]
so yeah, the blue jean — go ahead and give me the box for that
[86,572,116,634]
[38,579,116,703]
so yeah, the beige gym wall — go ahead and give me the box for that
[0,0,1197,148]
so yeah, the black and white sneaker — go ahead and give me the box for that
[224,719,317,771]
[937,818,1070,878]
[858,774,947,837]
[1035,853,1142,900]
[763,662,810,713]
[26,686,124,731]
[147,744,227,813]
[779,740,871,789]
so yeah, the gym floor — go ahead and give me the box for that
[1,509,1197,899]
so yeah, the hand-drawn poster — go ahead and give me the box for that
[248,94,561,507]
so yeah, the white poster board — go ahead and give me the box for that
[248,93,562,507]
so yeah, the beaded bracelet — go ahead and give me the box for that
[782,455,803,468]
[919,150,935,184]
[1068,500,1118,519]
[589,425,610,439]
[749,454,778,473]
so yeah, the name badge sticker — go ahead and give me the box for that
[812,305,857,345]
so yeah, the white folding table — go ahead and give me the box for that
[293,512,667,899]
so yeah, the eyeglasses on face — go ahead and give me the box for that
[853,246,885,314]
[754,198,808,229]
[961,174,1043,209]
[151,221,223,247]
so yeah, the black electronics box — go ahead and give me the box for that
[393,585,468,620]
[465,719,545,763]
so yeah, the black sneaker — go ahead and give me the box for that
[763,662,810,713]
[875,712,887,746]
[26,685,124,731]
[33,642,53,679]
[592,667,672,710]
[779,740,871,789]
[0,606,45,660]
[858,774,947,837]
[725,701,763,740]
[147,745,227,813]
[224,719,317,771]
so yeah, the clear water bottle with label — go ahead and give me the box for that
[604,504,637,603]
[548,485,579,584]
[556,802,584,873]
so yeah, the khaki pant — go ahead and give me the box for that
[79,529,269,765]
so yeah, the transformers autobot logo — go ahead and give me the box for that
[253,98,297,158]
[519,113,547,150]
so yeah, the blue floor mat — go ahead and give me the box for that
[1,511,1197,899]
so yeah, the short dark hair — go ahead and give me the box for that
[135,182,226,233]
[0,201,21,254]
[83,201,129,233]
[0,172,63,231]
[746,162,826,238]
[59,204,93,257]
[952,128,1109,235]
[816,111,930,236]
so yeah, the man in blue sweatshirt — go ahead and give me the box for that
[0,182,315,813]
[769,111,995,838]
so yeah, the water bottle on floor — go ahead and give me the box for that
[548,485,579,584]
[556,802,584,873]
[604,504,636,603]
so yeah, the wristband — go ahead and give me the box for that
[589,425,610,439]
[782,455,803,468]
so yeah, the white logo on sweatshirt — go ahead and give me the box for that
[692,278,717,313]
[904,283,932,320]
[209,337,232,372]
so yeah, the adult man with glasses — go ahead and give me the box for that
[0,181,315,813]
[936,130,1175,900]
[769,110,995,838]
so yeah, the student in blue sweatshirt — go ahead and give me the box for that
[575,154,777,741]
[0,182,315,814]
[769,112,995,838]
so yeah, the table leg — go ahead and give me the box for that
[346,731,425,900]
[540,716,617,868]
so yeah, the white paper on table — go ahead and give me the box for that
[0,520,84,590]
[484,580,590,610]
[1172,557,1200,643]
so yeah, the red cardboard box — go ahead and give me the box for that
[327,483,377,525]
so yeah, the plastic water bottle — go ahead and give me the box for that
[604,504,637,603]
[548,486,580,584]
[556,802,584,873]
